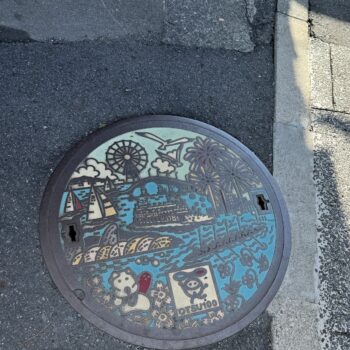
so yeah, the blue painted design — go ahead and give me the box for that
[58,126,278,332]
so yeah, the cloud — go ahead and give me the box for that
[151,158,175,174]
[71,158,117,180]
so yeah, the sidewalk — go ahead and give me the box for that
[272,1,350,349]
[310,1,350,348]
[271,1,319,349]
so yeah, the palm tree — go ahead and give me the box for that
[218,155,259,213]
[185,137,230,213]
[184,137,226,171]
[186,167,221,212]
[184,136,260,239]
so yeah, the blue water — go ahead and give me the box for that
[60,183,277,318]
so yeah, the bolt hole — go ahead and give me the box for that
[74,289,85,300]
[68,225,78,242]
[257,194,269,211]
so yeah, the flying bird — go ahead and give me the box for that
[156,144,184,167]
[135,132,194,150]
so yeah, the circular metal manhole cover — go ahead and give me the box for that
[40,115,290,349]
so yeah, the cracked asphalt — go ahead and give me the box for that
[0,1,276,349]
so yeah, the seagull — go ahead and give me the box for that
[156,144,184,167]
[135,132,194,150]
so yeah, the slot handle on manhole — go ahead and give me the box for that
[40,115,290,349]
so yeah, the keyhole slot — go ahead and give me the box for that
[68,225,78,242]
[257,194,269,211]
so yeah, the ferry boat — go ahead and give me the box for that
[132,196,213,229]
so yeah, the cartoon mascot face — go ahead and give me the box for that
[108,269,138,298]
[173,267,208,304]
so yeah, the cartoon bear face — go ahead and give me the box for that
[109,269,138,298]
[173,268,208,303]
[185,279,200,291]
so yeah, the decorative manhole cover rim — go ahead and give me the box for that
[40,115,291,349]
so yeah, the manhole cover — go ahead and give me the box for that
[40,115,290,349]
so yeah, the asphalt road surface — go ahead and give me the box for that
[0,1,276,349]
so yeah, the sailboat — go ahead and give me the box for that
[104,177,114,192]
[63,188,84,216]
[60,188,85,243]
[84,185,117,229]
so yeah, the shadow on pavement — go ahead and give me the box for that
[0,0,311,349]
[313,110,350,349]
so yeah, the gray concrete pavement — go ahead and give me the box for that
[271,5,320,350]
[163,0,255,51]
[0,0,164,42]
[313,109,350,350]
[0,1,277,349]
[310,39,333,110]
[310,0,350,48]
[310,4,350,349]
[331,45,350,114]
[277,0,308,20]
[0,0,275,51]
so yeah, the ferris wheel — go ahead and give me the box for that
[106,140,148,181]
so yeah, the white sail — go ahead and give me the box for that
[87,186,103,220]
[104,177,115,192]
[65,191,74,213]
[100,192,117,217]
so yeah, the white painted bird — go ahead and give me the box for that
[135,132,194,150]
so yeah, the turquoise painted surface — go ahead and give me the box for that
[58,126,278,330]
